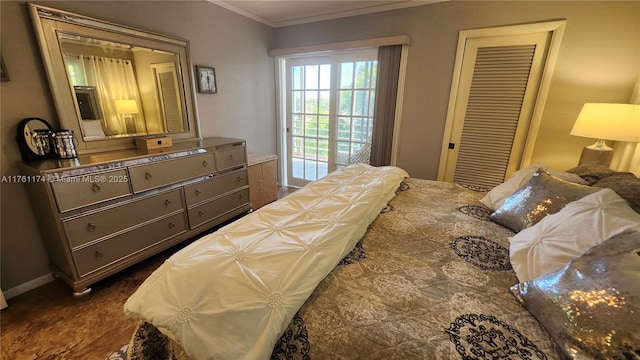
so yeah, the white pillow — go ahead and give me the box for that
[81,120,106,138]
[509,188,640,282]
[479,163,588,210]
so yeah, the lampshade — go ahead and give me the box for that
[115,99,139,114]
[570,103,640,143]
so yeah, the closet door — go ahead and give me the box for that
[438,22,565,188]
[152,62,184,133]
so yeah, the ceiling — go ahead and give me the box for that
[210,0,445,27]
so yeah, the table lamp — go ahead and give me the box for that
[115,99,139,134]
[570,103,640,166]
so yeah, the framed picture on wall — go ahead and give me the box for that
[1,54,9,82]
[196,65,217,94]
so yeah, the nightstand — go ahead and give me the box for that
[248,153,278,210]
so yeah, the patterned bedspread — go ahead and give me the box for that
[128,178,562,359]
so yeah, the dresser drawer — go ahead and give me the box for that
[188,188,249,229]
[64,189,183,249]
[129,153,215,193]
[51,169,131,212]
[214,146,246,172]
[73,212,187,277]
[184,169,248,207]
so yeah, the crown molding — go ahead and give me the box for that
[209,0,447,28]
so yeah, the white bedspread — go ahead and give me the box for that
[124,164,409,360]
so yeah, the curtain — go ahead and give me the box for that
[85,56,122,134]
[90,56,146,135]
[63,54,87,86]
[610,78,640,176]
[65,54,145,135]
[369,45,402,166]
[0,290,7,310]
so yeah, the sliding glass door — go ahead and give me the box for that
[284,50,378,187]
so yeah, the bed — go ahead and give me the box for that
[124,163,640,360]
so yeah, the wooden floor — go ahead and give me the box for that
[0,187,297,360]
[0,246,168,360]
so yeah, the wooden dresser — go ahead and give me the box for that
[19,137,251,297]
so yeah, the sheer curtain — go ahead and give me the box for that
[63,54,87,85]
[610,79,640,176]
[370,45,402,166]
[65,54,145,135]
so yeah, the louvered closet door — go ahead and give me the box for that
[152,62,185,132]
[440,32,551,189]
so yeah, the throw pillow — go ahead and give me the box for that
[593,172,640,214]
[510,230,640,359]
[479,164,587,210]
[490,169,598,233]
[509,188,640,282]
[81,120,106,138]
[566,163,615,185]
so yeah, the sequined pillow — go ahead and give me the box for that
[479,164,588,210]
[490,169,599,232]
[510,230,640,359]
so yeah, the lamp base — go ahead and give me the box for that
[578,146,613,167]
[124,114,136,134]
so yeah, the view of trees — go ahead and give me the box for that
[290,60,377,167]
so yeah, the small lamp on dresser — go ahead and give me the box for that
[570,103,640,166]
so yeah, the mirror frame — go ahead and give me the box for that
[28,3,201,154]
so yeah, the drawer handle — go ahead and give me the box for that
[236,176,242,182]
[165,199,172,206]
[87,223,97,232]
[239,194,244,200]
[145,172,153,180]
[195,189,202,196]
[168,222,176,229]
[202,160,209,167]
[92,183,101,192]
[94,251,104,259]
[229,154,235,161]
[198,210,205,217]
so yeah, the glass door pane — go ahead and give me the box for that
[335,59,377,168]
[288,62,331,186]
[284,50,377,187]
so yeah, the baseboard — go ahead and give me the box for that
[4,273,55,300]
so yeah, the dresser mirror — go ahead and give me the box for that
[29,4,200,154]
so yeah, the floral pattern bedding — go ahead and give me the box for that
[128,178,562,359]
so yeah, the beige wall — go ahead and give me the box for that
[274,1,640,179]
[0,1,276,292]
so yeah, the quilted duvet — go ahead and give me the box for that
[126,170,565,360]
[124,164,409,360]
